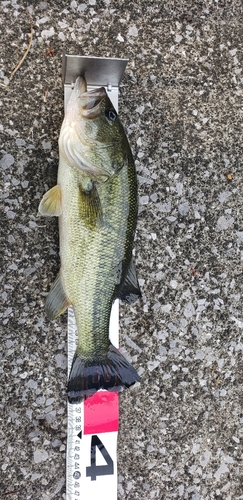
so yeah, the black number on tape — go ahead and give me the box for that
[86,435,114,481]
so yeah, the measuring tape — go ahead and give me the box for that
[66,303,119,499]
[64,56,129,500]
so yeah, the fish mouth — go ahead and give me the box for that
[80,89,107,119]
[74,77,107,119]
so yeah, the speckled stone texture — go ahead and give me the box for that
[1,1,243,499]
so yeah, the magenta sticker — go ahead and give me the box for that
[84,392,119,434]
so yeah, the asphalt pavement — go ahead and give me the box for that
[1,1,243,499]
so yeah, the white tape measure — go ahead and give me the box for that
[63,56,129,500]
[66,303,119,500]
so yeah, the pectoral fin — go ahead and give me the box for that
[118,258,141,304]
[45,274,70,320]
[78,181,103,230]
[38,184,62,216]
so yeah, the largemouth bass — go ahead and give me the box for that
[39,76,141,403]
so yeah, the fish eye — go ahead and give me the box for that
[105,108,117,122]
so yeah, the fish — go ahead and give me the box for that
[38,76,141,403]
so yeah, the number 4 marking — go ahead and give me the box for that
[86,435,114,481]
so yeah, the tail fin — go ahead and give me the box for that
[67,345,140,403]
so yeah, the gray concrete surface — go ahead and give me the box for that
[1,1,243,499]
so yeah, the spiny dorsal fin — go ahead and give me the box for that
[118,258,141,304]
[38,184,62,216]
[45,274,70,320]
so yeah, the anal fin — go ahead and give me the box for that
[38,184,62,216]
[118,258,141,304]
[45,274,70,320]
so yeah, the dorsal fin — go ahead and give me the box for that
[118,258,141,304]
